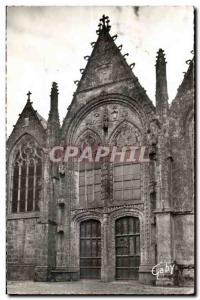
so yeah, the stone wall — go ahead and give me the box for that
[7,217,39,280]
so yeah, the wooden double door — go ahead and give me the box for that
[115,216,140,280]
[80,220,101,279]
[79,217,140,280]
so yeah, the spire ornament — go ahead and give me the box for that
[27,91,32,102]
[96,14,111,35]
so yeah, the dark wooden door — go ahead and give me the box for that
[115,217,140,280]
[80,220,101,279]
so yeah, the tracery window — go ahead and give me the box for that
[111,123,142,202]
[11,135,43,213]
[76,132,102,207]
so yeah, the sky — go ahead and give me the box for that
[6,6,194,136]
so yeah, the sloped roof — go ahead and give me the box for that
[174,58,194,100]
[8,94,47,141]
[36,111,47,129]
[74,15,142,94]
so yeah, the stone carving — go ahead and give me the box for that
[73,104,142,145]
[111,123,141,146]
[111,106,119,121]
[102,106,109,132]
[14,136,43,164]
[148,118,160,146]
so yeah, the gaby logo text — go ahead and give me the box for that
[152,262,175,279]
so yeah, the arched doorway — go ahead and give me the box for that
[80,219,101,279]
[115,216,140,280]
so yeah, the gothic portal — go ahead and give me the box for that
[7,15,194,286]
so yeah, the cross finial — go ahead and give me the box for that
[27,91,32,102]
[100,14,108,26]
[98,14,111,33]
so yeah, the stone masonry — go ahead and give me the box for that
[6,15,194,287]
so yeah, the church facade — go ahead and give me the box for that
[6,15,194,286]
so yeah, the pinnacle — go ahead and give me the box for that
[96,14,111,35]
[156,49,166,63]
[51,82,59,95]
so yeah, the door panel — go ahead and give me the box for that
[115,217,140,280]
[80,220,101,279]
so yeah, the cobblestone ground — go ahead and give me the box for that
[7,280,194,295]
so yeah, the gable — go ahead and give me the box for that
[76,29,136,93]
[7,98,47,150]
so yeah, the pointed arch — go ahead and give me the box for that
[109,120,142,146]
[9,133,44,213]
[74,128,102,147]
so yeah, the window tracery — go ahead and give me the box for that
[11,135,43,213]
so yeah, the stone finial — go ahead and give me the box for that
[156,48,166,64]
[155,48,169,117]
[51,82,59,95]
[96,14,111,34]
[27,91,32,102]
[123,53,129,59]
[74,80,80,86]
[49,82,59,115]
[130,63,135,69]
[112,34,118,41]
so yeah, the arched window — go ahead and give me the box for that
[76,131,102,207]
[110,122,141,202]
[11,135,43,213]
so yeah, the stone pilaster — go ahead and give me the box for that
[101,213,111,282]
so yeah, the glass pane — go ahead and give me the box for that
[86,222,91,237]
[136,236,140,254]
[80,240,85,256]
[20,189,26,212]
[129,217,134,234]
[35,188,41,211]
[123,180,133,189]
[94,184,101,192]
[123,218,128,234]
[87,170,93,184]
[94,170,101,184]
[87,185,93,195]
[135,218,140,233]
[27,189,33,211]
[123,164,133,175]
[79,173,85,186]
[123,189,133,200]
[114,165,123,176]
[29,164,34,176]
[132,179,140,189]
[12,189,18,213]
[91,221,97,237]
[20,174,26,189]
[114,190,123,201]
[13,165,19,189]
[129,236,135,255]
[91,240,97,257]
[97,239,101,256]
[28,176,34,190]
[36,162,42,177]
[114,181,123,190]
[80,223,85,237]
